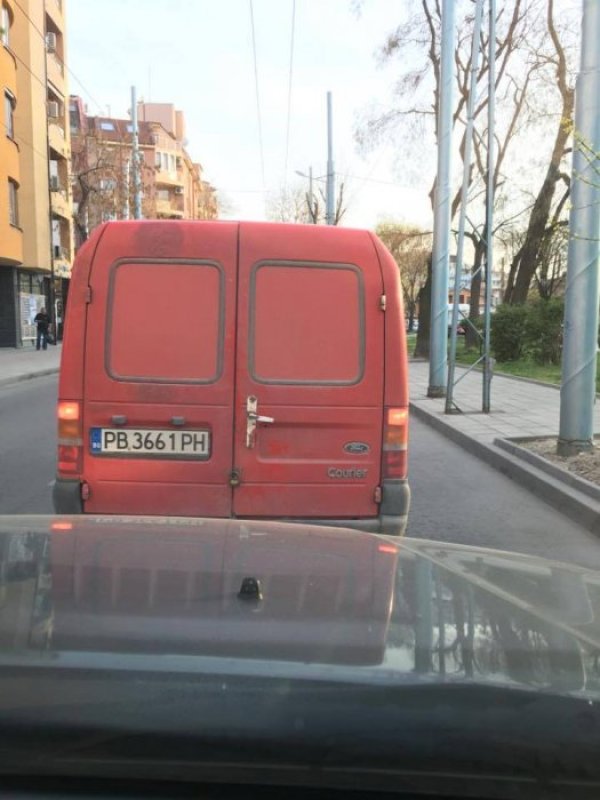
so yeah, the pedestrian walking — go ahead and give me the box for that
[34,307,50,351]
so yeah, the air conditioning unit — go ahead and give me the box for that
[48,101,60,119]
[46,32,57,53]
[174,187,184,195]
[50,175,60,191]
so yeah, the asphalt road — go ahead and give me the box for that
[0,375,57,514]
[1,374,600,568]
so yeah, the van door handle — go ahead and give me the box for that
[111,415,127,425]
[171,416,186,426]
[246,396,274,448]
[248,412,275,424]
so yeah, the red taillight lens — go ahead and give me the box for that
[382,406,408,479]
[58,445,81,474]
[57,400,82,476]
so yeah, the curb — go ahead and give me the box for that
[409,400,600,536]
[495,436,600,504]
[0,367,59,388]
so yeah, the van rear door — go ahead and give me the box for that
[81,221,238,516]
[232,222,384,521]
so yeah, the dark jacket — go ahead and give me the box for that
[34,312,50,332]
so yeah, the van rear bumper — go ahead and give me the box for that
[278,479,410,537]
[53,478,83,514]
[52,477,410,536]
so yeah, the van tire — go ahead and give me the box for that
[53,479,83,514]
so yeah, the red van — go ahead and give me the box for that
[53,220,410,534]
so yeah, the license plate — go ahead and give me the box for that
[90,428,210,458]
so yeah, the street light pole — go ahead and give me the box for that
[326,91,335,225]
[131,86,142,220]
[558,0,600,454]
[428,0,454,397]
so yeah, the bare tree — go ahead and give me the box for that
[503,0,575,303]
[71,132,153,247]
[376,222,431,331]
[267,181,347,225]
[357,0,577,356]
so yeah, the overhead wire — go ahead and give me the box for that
[11,0,106,116]
[249,0,266,193]
[283,0,296,187]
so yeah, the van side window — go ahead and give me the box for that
[249,262,365,385]
[106,261,224,383]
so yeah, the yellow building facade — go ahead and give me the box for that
[0,0,72,347]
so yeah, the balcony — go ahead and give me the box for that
[53,244,71,278]
[50,187,70,219]
[155,169,184,188]
[156,199,184,218]
[46,51,64,91]
[45,0,64,29]
[48,122,68,158]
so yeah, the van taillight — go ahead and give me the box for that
[57,401,82,475]
[382,406,408,479]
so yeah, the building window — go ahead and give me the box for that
[8,179,18,226]
[1,4,10,47]
[4,89,14,138]
[100,121,115,131]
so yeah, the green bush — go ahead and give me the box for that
[490,304,529,361]
[523,298,564,365]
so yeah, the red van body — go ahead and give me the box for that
[53,220,410,534]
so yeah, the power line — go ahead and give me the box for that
[0,118,51,162]
[249,0,265,191]
[283,0,296,186]
[12,0,105,115]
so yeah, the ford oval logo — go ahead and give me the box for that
[343,441,370,455]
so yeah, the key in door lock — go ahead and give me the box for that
[246,395,274,449]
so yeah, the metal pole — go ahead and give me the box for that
[482,0,496,413]
[558,0,600,454]
[309,165,315,223]
[326,91,335,225]
[122,158,130,220]
[428,0,454,397]
[131,86,142,220]
[446,0,484,412]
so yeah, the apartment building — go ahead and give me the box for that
[70,97,217,248]
[0,0,73,347]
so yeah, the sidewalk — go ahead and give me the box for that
[0,343,61,388]
[409,359,600,534]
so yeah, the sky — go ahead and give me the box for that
[66,0,434,229]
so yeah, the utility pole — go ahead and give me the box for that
[131,86,142,220]
[482,0,496,413]
[446,0,483,412]
[558,0,600,454]
[428,0,454,397]
[326,91,335,225]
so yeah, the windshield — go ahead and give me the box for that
[1,0,599,796]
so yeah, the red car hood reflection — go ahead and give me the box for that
[49,517,398,666]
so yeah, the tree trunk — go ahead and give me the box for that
[505,101,573,304]
[414,254,432,358]
[465,238,485,349]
